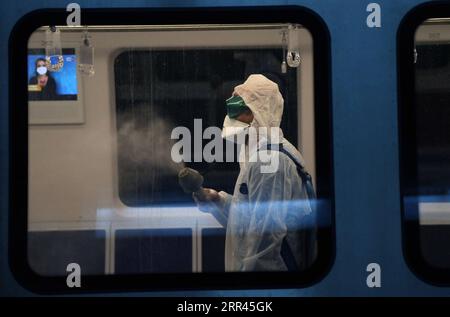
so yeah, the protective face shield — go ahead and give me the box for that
[36,66,48,75]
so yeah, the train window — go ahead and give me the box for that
[399,3,450,284]
[10,7,333,292]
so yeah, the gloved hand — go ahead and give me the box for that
[192,188,222,213]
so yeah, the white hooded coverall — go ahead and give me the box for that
[217,74,317,272]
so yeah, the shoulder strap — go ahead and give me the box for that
[263,144,316,199]
[259,143,316,271]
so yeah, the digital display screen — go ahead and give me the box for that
[28,48,78,101]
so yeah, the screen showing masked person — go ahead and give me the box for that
[27,48,78,101]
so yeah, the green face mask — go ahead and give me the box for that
[226,95,250,119]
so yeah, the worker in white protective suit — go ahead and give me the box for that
[193,74,317,272]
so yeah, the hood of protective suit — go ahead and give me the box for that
[233,74,284,129]
[221,74,288,167]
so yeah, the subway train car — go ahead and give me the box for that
[2,0,450,297]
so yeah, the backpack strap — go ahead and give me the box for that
[259,143,316,271]
[264,144,316,200]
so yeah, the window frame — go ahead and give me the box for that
[398,1,450,286]
[9,6,334,293]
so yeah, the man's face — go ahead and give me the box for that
[235,110,254,124]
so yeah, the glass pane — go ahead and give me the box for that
[406,19,450,271]
[27,23,330,276]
